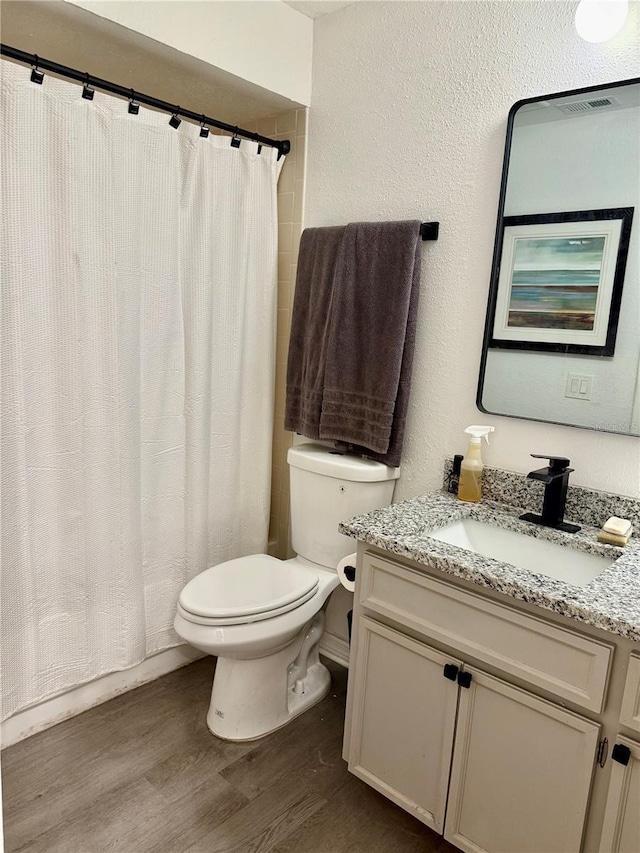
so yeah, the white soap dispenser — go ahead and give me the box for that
[458,425,495,503]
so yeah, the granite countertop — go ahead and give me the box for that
[339,490,640,642]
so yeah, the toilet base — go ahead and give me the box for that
[208,659,331,742]
[206,612,331,741]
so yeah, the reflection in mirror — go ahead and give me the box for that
[479,80,640,436]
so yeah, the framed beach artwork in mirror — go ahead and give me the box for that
[490,208,634,356]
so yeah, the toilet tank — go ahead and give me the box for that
[287,444,400,569]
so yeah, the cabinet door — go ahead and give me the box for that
[620,654,640,734]
[599,737,640,853]
[445,667,600,853]
[347,617,461,833]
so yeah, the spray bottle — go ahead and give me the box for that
[457,425,495,503]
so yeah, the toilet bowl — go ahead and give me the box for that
[175,555,340,740]
[174,443,399,741]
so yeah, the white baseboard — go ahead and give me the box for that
[319,632,350,669]
[1,645,205,748]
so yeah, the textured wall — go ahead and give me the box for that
[306,0,640,499]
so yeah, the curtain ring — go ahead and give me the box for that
[128,88,139,115]
[30,54,44,85]
[199,114,209,138]
[169,107,181,129]
[82,71,94,100]
[231,126,241,149]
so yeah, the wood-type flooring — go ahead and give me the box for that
[2,657,457,853]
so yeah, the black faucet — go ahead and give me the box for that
[520,454,580,533]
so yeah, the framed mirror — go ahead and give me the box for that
[478,78,640,437]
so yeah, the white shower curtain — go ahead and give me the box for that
[1,61,281,719]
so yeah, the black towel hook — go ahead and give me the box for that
[128,88,139,115]
[82,71,94,100]
[169,107,181,129]
[199,114,209,138]
[30,54,44,84]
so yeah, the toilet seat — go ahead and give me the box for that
[177,554,320,626]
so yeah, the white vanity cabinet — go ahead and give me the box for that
[599,737,640,853]
[445,665,599,853]
[344,549,625,853]
[349,616,599,853]
[348,618,461,833]
[599,656,640,853]
[619,654,640,734]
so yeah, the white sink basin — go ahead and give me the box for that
[429,518,613,587]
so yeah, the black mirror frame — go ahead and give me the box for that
[477,76,640,436]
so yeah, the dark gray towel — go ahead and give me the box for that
[284,226,346,440]
[285,220,421,467]
[321,220,421,465]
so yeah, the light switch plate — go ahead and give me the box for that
[565,373,593,400]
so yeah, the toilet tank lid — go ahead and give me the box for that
[287,444,400,482]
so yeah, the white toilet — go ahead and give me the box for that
[174,443,399,741]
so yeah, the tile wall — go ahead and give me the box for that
[244,108,307,558]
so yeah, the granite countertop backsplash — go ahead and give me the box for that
[339,464,640,642]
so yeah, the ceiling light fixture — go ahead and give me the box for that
[575,0,629,43]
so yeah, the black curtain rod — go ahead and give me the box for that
[0,44,291,159]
